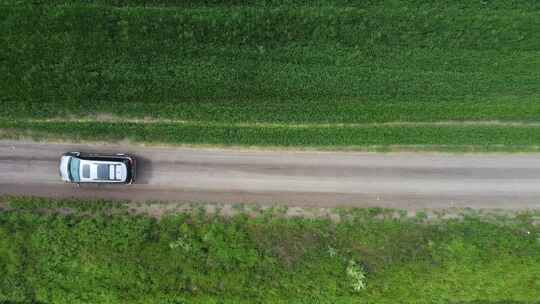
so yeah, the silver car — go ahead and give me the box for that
[59,152,136,184]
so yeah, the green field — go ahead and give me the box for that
[1,197,540,303]
[2,1,540,149]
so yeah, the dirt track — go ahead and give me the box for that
[1,140,540,210]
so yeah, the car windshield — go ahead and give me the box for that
[69,157,81,182]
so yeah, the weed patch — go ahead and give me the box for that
[0,197,539,303]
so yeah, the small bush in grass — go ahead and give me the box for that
[346,259,367,292]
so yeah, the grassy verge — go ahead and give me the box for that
[2,120,540,152]
[1,196,540,303]
[2,1,540,150]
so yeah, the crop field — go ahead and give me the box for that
[1,0,540,149]
[1,197,540,303]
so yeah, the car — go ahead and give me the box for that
[59,152,136,184]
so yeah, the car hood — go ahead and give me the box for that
[59,156,71,182]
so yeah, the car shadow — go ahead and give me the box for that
[133,155,153,184]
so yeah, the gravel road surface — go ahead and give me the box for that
[1,140,539,210]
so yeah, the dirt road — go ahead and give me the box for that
[1,140,539,210]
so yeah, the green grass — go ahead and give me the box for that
[2,1,540,149]
[3,120,540,152]
[1,197,540,303]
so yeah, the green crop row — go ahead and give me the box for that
[1,196,540,303]
[3,0,540,9]
[4,5,538,50]
[2,120,540,151]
